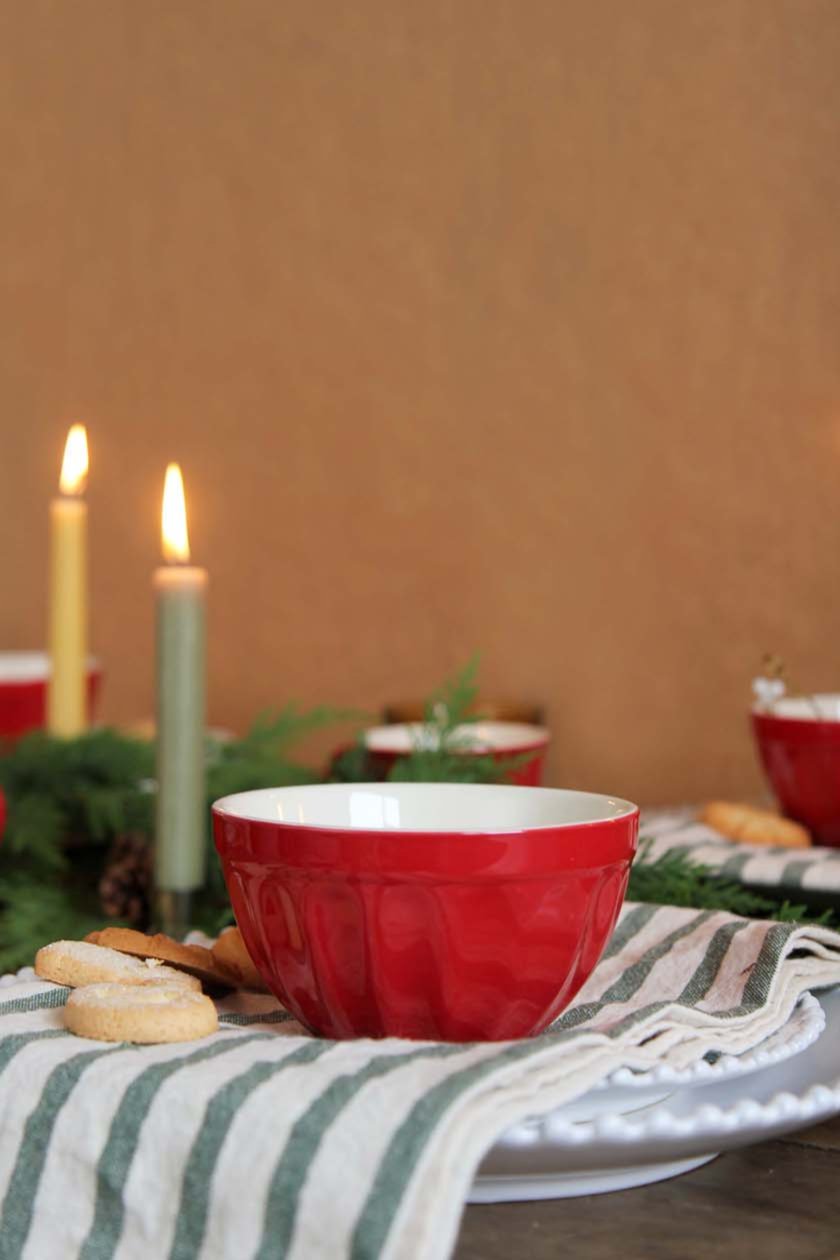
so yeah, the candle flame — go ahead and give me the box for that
[161,463,191,563]
[59,424,89,495]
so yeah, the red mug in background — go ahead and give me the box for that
[363,720,551,786]
[0,652,102,741]
[752,695,840,847]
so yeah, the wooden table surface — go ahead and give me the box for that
[455,1114,840,1259]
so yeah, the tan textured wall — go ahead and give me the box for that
[2,1,840,803]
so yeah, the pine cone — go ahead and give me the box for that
[99,832,153,927]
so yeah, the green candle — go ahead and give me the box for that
[154,463,207,915]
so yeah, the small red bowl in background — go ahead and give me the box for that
[0,652,102,742]
[213,782,638,1041]
[363,720,551,786]
[752,695,840,846]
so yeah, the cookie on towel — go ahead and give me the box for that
[700,802,811,848]
[87,927,236,992]
[34,940,202,991]
[64,983,218,1043]
[211,926,269,992]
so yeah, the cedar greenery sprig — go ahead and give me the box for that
[334,657,536,784]
[0,728,156,872]
[629,842,837,927]
[0,877,104,974]
[206,704,364,801]
[389,656,499,783]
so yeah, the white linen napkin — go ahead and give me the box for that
[0,902,838,1260]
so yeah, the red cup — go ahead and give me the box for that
[213,782,638,1041]
[363,720,551,786]
[753,696,840,846]
[0,652,102,742]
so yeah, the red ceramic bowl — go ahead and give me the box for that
[753,695,840,846]
[363,721,551,786]
[213,782,638,1041]
[0,652,102,742]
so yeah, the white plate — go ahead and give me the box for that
[560,991,824,1121]
[471,987,840,1201]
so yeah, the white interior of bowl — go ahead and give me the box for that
[757,694,840,722]
[364,721,549,753]
[0,652,51,683]
[213,783,636,832]
[0,652,100,683]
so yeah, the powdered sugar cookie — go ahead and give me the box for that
[35,940,202,991]
[64,983,218,1043]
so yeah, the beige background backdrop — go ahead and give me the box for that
[2,0,839,803]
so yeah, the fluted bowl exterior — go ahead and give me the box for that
[213,783,638,1041]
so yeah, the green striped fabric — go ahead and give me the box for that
[639,807,840,893]
[2,902,840,1260]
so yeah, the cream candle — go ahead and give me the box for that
[154,463,207,933]
[47,424,89,736]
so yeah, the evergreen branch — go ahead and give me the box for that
[387,748,534,784]
[391,657,536,784]
[233,705,365,759]
[331,659,537,785]
[0,875,105,973]
[422,655,481,733]
[2,794,66,873]
[629,841,836,927]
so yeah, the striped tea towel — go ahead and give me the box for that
[1,903,840,1260]
[640,807,840,897]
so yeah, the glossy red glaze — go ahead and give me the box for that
[0,658,101,742]
[753,709,840,846]
[213,784,638,1041]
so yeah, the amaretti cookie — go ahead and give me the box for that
[86,927,237,992]
[64,983,218,1043]
[34,940,202,991]
[211,926,269,992]
[700,801,811,849]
